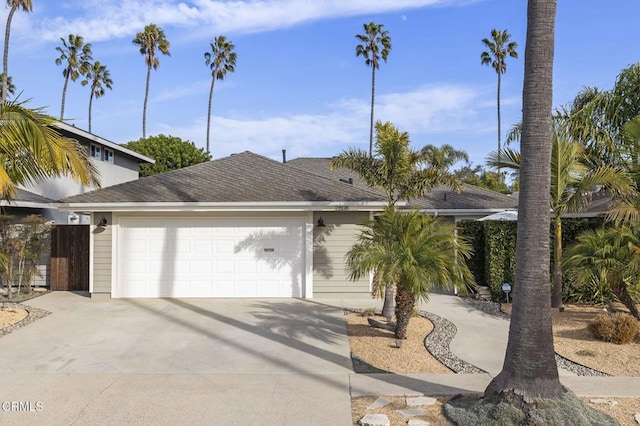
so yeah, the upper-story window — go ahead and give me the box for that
[104,148,114,163]
[90,144,102,160]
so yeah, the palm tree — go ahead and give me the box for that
[481,29,518,170]
[132,23,170,139]
[488,123,634,308]
[564,226,640,319]
[0,73,14,98]
[356,22,391,157]
[484,0,564,405]
[2,0,32,104]
[55,34,93,120]
[87,61,113,133]
[331,121,460,206]
[346,207,474,339]
[0,99,101,199]
[332,120,460,320]
[420,144,469,172]
[204,35,236,155]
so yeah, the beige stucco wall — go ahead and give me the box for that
[312,211,371,298]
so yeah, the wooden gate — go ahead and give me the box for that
[50,225,89,291]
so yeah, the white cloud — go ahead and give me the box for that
[152,83,493,160]
[30,0,471,42]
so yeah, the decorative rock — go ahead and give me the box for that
[33,287,48,293]
[406,396,437,406]
[589,398,618,406]
[408,420,430,426]
[368,397,392,409]
[358,414,390,426]
[396,408,426,417]
[633,412,640,424]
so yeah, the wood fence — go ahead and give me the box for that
[50,225,89,291]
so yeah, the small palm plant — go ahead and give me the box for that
[346,207,475,339]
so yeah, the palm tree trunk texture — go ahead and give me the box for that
[1,6,17,104]
[206,74,216,155]
[485,0,564,403]
[382,284,395,322]
[496,70,502,178]
[613,281,640,320]
[552,215,563,308]
[142,64,151,139]
[368,65,375,158]
[60,74,70,120]
[394,285,415,340]
[88,93,94,133]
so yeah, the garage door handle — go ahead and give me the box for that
[264,248,275,252]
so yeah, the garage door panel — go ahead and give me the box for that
[116,217,305,298]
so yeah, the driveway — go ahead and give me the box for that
[0,292,353,425]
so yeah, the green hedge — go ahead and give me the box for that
[457,217,605,302]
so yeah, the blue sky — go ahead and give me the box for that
[2,0,638,167]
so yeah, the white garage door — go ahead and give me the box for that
[115,217,306,298]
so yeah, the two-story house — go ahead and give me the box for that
[1,122,154,223]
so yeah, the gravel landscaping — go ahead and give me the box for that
[346,298,640,425]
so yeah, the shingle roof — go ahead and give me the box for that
[286,157,519,210]
[60,151,385,204]
[14,189,55,204]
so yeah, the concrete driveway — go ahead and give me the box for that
[0,292,354,425]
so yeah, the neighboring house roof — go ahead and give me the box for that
[54,122,155,164]
[286,157,519,213]
[1,188,55,209]
[59,151,387,210]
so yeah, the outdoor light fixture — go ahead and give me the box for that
[317,217,326,227]
[98,217,108,227]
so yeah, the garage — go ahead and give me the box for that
[114,216,306,298]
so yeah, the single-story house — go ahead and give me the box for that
[58,151,518,300]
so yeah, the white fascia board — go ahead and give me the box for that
[0,200,55,209]
[54,122,155,164]
[57,200,391,213]
[418,208,516,216]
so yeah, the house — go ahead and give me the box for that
[57,151,517,300]
[4,122,154,223]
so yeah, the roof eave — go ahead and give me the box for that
[54,122,155,164]
[0,200,55,209]
[57,200,392,213]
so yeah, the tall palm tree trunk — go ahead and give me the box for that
[394,285,415,340]
[497,71,502,178]
[485,0,563,403]
[60,74,70,120]
[88,92,94,133]
[1,6,17,104]
[369,65,376,158]
[552,214,563,308]
[142,64,151,139]
[206,74,216,155]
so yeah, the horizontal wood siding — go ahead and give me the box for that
[313,211,370,297]
[92,213,112,294]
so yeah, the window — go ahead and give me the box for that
[104,148,114,163]
[90,144,102,160]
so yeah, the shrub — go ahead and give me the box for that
[588,313,639,344]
